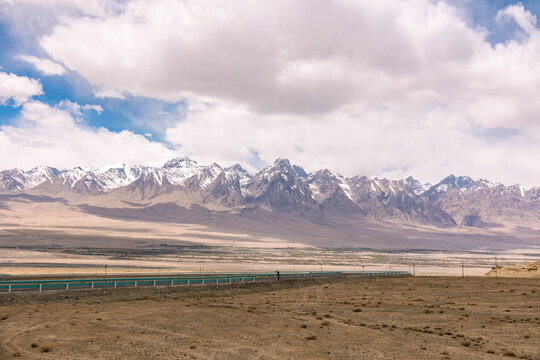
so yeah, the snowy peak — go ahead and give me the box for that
[244,158,317,213]
[182,163,223,190]
[0,166,60,192]
[437,175,474,191]
[307,169,351,203]
[162,157,198,168]
[224,164,252,184]
[404,176,430,195]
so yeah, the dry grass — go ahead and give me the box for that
[0,276,538,359]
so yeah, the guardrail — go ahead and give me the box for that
[0,271,409,293]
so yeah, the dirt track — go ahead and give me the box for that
[0,276,539,359]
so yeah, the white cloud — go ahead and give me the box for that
[166,99,540,187]
[0,101,176,170]
[16,55,66,75]
[57,99,102,115]
[0,72,43,105]
[82,104,103,114]
[496,2,537,35]
[4,0,540,185]
[93,85,126,99]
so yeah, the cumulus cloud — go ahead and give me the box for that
[16,55,66,75]
[0,72,43,105]
[57,100,103,115]
[3,0,540,186]
[166,99,540,187]
[496,2,537,35]
[0,101,177,170]
[40,0,492,116]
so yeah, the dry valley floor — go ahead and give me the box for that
[0,276,539,359]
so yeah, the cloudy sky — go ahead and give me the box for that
[1,0,540,186]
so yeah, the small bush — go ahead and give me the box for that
[321,321,330,326]
[305,335,317,340]
[30,343,38,348]
[40,344,52,353]
[300,324,307,328]
[461,341,471,347]
[353,308,362,312]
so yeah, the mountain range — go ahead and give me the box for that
[1,157,539,231]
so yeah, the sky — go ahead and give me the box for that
[1,0,540,187]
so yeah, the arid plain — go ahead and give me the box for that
[1,276,539,360]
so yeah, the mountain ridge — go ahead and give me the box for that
[1,158,539,229]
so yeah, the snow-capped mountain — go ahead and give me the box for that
[1,158,540,229]
[34,165,147,195]
[422,175,539,227]
[0,166,60,192]
[243,158,318,213]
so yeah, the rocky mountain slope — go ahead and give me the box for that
[1,158,539,229]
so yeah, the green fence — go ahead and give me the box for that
[0,271,409,293]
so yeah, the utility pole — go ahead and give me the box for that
[105,264,107,277]
[495,256,498,278]
[412,263,415,276]
[461,261,464,278]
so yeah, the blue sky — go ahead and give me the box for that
[1,0,540,186]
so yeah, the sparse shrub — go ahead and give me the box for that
[461,341,471,347]
[321,321,330,326]
[30,343,38,348]
[40,344,52,353]
[305,335,317,340]
[423,309,434,314]
[300,324,307,328]
[189,345,196,349]
[1,315,7,320]
[503,351,517,357]
[353,308,362,312]
[246,306,256,313]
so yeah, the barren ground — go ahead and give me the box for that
[0,276,538,359]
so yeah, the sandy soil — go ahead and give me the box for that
[0,276,538,359]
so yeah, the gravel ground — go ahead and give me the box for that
[0,276,538,359]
